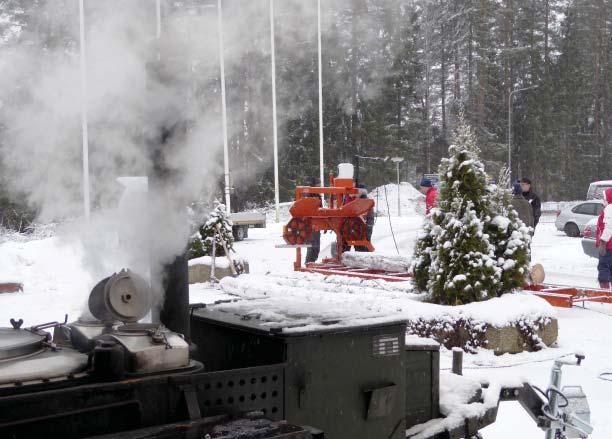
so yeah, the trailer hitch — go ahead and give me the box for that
[518,353,593,439]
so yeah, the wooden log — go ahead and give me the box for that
[0,282,23,294]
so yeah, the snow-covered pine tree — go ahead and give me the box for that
[486,167,531,291]
[412,220,435,292]
[412,116,499,305]
[188,200,234,258]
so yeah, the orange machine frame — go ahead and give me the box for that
[283,173,375,271]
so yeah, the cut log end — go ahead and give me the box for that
[0,282,24,294]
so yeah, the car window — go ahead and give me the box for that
[574,203,598,215]
[592,185,612,200]
[587,185,594,199]
[596,204,604,215]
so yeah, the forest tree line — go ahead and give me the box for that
[1,0,611,225]
[233,0,612,206]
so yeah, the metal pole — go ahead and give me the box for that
[452,348,463,375]
[508,91,512,184]
[317,0,324,187]
[508,85,538,185]
[270,0,280,222]
[545,363,563,439]
[396,162,401,217]
[79,0,90,220]
[217,0,231,214]
[155,0,161,38]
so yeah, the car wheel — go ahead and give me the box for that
[234,226,246,241]
[564,222,580,237]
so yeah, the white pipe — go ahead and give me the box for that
[79,0,90,219]
[155,0,161,39]
[317,0,324,187]
[217,0,231,214]
[396,162,401,217]
[270,0,280,222]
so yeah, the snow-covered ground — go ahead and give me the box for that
[1,191,611,437]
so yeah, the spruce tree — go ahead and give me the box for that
[412,220,435,292]
[486,168,531,290]
[188,201,234,259]
[412,117,499,304]
[412,120,534,304]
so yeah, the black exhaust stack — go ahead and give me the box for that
[149,122,191,341]
[353,154,360,186]
[159,253,190,341]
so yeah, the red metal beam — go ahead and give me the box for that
[525,283,612,308]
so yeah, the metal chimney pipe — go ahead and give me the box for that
[148,122,190,341]
[159,254,190,341]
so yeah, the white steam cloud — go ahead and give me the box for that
[0,0,392,309]
[0,1,241,302]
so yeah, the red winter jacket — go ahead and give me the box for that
[425,187,438,215]
[596,188,612,251]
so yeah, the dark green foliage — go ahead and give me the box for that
[486,168,532,291]
[412,119,530,305]
[0,191,35,232]
[2,0,612,211]
[412,221,434,292]
[406,315,551,352]
[415,120,498,304]
[188,201,234,259]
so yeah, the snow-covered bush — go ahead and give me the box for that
[486,168,531,290]
[406,315,552,353]
[412,117,530,304]
[189,201,234,258]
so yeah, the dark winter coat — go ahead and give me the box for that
[522,190,541,227]
[511,195,534,229]
[304,192,322,263]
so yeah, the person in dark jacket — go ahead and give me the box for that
[304,177,322,264]
[520,178,541,229]
[511,182,534,230]
[355,184,375,252]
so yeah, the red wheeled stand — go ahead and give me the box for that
[524,283,612,308]
[281,174,413,282]
[282,173,376,269]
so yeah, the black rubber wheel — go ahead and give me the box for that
[564,222,580,238]
[234,226,246,241]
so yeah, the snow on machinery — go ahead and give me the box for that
[0,269,317,439]
[5,263,593,439]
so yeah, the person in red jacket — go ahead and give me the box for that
[595,188,612,288]
[419,178,438,215]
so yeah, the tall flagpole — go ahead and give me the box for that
[79,0,90,219]
[317,0,324,187]
[155,0,161,38]
[217,0,231,214]
[270,0,280,222]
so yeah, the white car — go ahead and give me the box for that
[581,217,598,258]
[555,200,604,237]
[587,180,612,200]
